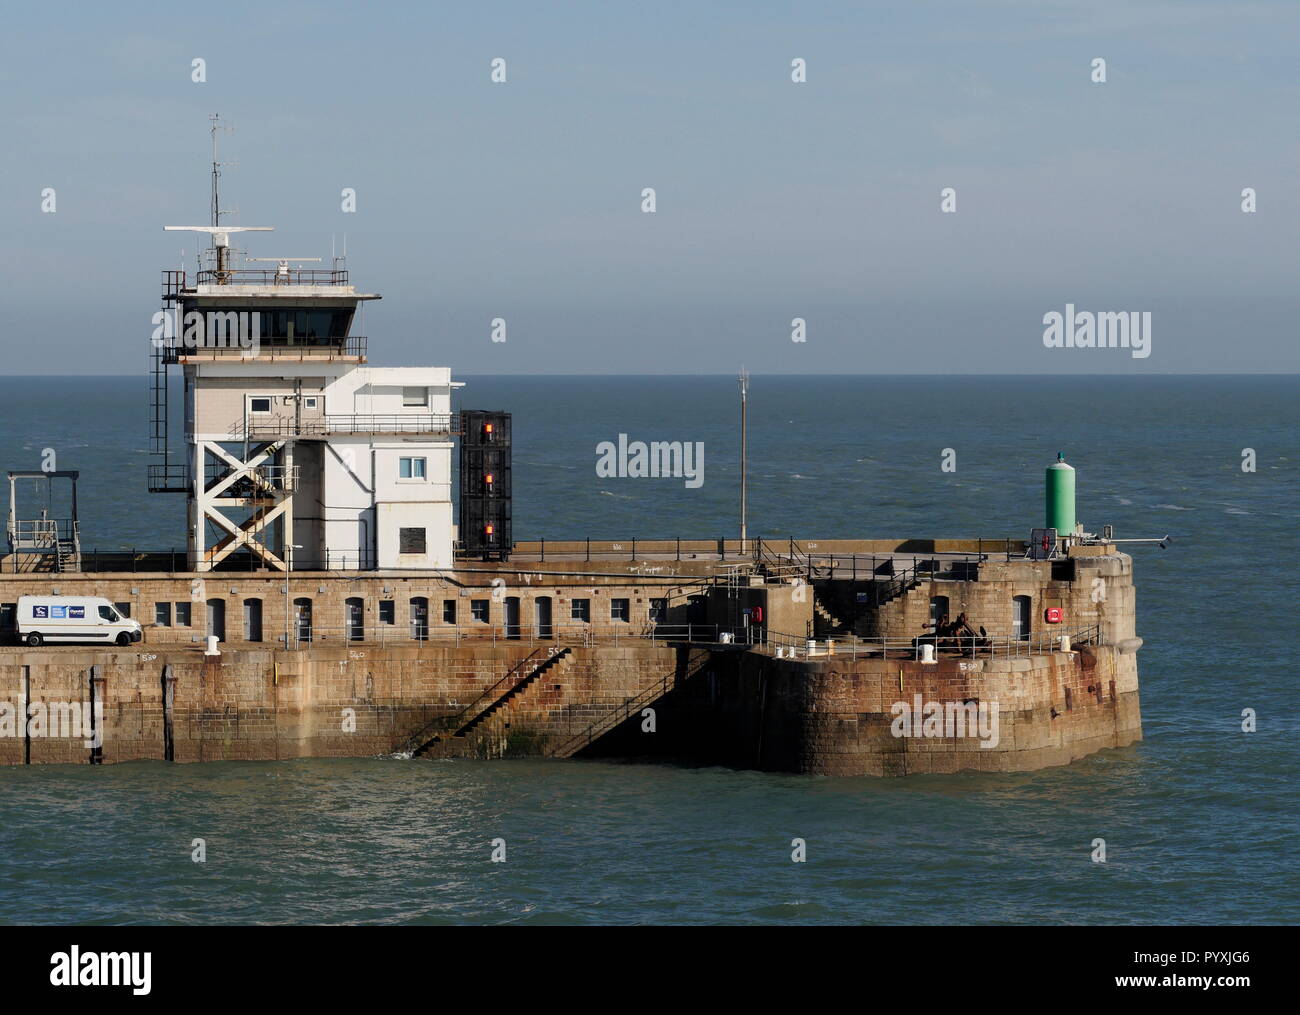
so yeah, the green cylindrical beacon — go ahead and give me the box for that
[1045,453,1076,534]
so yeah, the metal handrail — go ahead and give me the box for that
[228,412,452,439]
[7,518,76,547]
[194,267,350,286]
[165,335,366,363]
[397,646,558,754]
[761,623,1102,661]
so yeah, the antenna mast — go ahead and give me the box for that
[739,367,749,552]
[209,113,236,228]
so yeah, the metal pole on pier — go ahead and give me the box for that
[739,368,748,554]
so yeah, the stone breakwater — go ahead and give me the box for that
[0,638,1139,775]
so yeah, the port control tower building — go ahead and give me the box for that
[150,194,458,573]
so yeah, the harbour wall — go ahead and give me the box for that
[0,639,1140,775]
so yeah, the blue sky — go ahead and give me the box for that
[3,0,1299,374]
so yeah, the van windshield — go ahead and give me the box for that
[98,605,119,622]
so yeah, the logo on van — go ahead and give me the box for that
[35,605,85,619]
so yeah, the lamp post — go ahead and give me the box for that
[284,544,302,649]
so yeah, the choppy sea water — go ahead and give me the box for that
[0,374,1295,925]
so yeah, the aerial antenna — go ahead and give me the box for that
[164,226,274,282]
[209,113,237,228]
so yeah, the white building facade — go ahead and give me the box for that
[153,243,459,573]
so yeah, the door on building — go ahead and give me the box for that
[409,597,428,641]
[930,595,950,630]
[504,596,521,639]
[243,598,263,642]
[1012,595,1032,642]
[535,596,553,639]
[206,598,226,642]
[294,598,313,643]
[346,597,365,642]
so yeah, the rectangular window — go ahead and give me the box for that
[570,598,590,622]
[175,602,191,626]
[442,600,456,624]
[611,598,630,622]
[649,598,667,623]
[249,397,272,413]
[398,457,427,480]
[399,527,427,554]
[402,386,428,407]
[303,396,319,410]
[155,602,172,626]
[378,601,395,625]
[471,600,489,623]
[114,602,131,619]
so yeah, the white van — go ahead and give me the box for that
[17,596,143,647]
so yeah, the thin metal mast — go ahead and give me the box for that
[739,367,749,552]
[208,114,236,278]
[209,113,235,227]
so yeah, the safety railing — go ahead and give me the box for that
[760,623,1102,661]
[164,336,367,364]
[6,518,76,549]
[194,267,350,286]
[228,411,452,440]
[203,463,299,493]
[271,621,724,650]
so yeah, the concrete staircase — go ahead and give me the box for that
[406,644,714,761]
[812,591,853,638]
[454,648,573,738]
[547,646,713,758]
[404,647,571,756]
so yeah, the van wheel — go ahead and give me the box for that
[115,632,131,647]
[26,632,42,647]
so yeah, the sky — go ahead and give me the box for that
[2,0,1299,375]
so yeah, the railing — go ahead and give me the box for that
[397,647,552,754]
[7,518,76,549]
[512,537,749,563]
[229,411,452,439]
[549,671,672,759]
[194,267,350,286]
[203,463,298,493]
[761,623,1102,661]
[272,621,722,650]
[163,336,367,364]
[147,463,190,494]
[549,646,715,758]
[45,549,399,573]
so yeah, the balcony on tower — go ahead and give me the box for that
[160,268,376,364]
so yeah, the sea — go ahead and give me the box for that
[0,374,1294,925]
